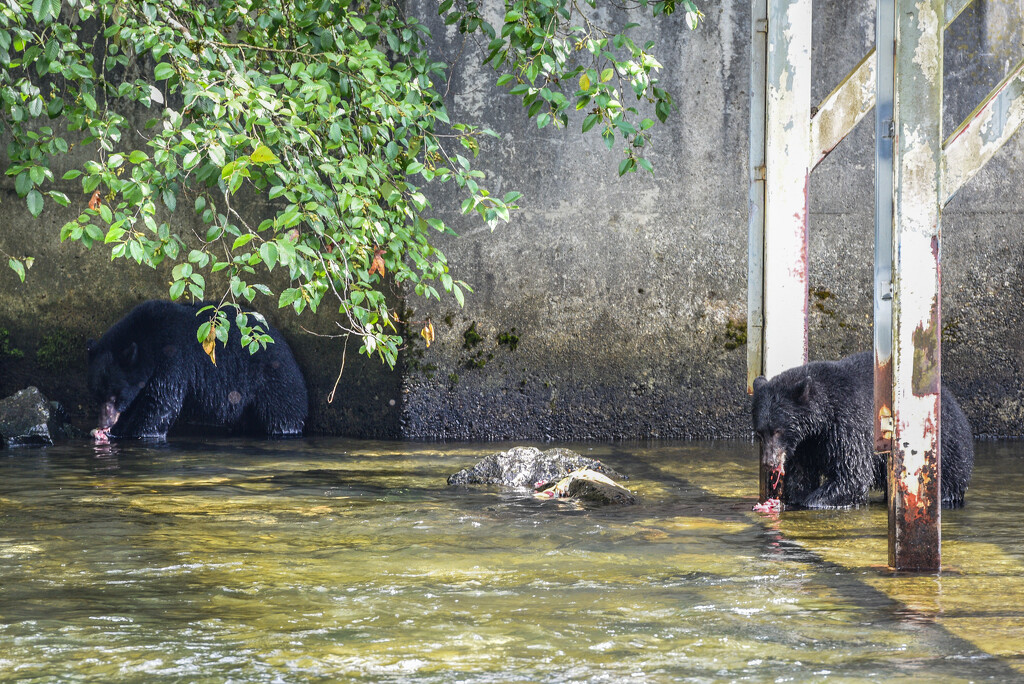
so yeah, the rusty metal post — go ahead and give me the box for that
[887,0,945,572]
[749,0,812,502]
[874,0,895,472]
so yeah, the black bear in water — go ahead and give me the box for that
[751,351,973,509]
[87,300,307,440]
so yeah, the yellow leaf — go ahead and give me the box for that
[250,144,280,165]
[369,251,385,277]
[578,73,590,91]
[203,324,217,365]
[420,320,435,347]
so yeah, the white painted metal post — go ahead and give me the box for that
[888,0,945,571]
[749,0,812,502]
[762,0,811,378]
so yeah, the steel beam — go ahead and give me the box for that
[747,0,768,396]
[943,57,1024,206]
[810,49,877,170]
[888,0,944,572]
[874,0,895,466]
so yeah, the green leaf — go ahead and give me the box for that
[31,0,57,22]
[8,258,25,282]
[250,144,280,164]
[278,288,301,307]
[169,279,186,300]
[232,233,255,250]
[208,144,226,168]
[26,190,43,217]
[259,241,278,270]
[154,62,175,80]
[129,150,149,164]
[15,172,32,197]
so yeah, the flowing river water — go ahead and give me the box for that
[1,438,1022,682]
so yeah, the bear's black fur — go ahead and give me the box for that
[752,351,973,509]
[87,300,307,439]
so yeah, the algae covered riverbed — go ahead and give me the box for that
[1,439,1022,681]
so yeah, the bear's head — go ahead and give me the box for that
[752,374,816,494]
[87,339,151,427]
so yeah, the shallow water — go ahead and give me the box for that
[1,439,1022,682]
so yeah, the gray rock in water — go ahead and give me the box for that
[447,446,626,487]
[0,387,55,447]
[561,477,639,505]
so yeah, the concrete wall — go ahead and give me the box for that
[1,1,1022,439]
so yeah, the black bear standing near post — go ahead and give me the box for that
[751,351,974,509]
[87,300,308,441]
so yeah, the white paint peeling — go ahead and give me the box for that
[897,125,939,236]
[809,50,876,168]
[911,1,941,84]
[761,0,812,377]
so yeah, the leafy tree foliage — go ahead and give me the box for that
[1,0,699,366]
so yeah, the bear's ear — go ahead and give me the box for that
[791,376,813,404]
[121,341,138,366]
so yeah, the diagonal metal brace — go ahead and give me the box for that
[943,57,1024,206]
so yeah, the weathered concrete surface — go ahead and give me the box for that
[1,1,1023,439]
